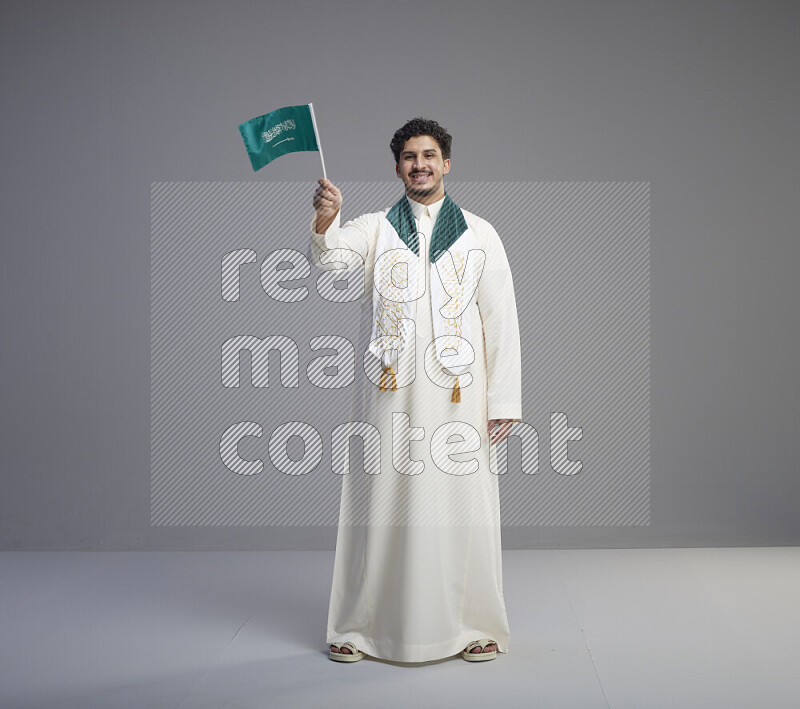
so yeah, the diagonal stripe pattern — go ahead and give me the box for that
[151,181,650,526]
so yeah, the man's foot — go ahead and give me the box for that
[330,643,354,655]
[468,641,497,654]
[462,639,498,661]
[329,641,364,662]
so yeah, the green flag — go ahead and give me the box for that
[238,104,322,172]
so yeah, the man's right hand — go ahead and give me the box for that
[313,178,342,234]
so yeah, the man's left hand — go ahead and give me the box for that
[488,419,515,446]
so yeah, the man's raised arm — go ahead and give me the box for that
[309,178,371,271]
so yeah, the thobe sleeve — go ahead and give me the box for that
[308,209,374,272]
[476,222,523,422]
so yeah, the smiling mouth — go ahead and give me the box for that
[411,173,431,181]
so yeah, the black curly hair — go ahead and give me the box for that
[390,117,452,163]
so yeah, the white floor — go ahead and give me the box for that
[1,547,798,708]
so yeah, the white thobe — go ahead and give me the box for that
[310,192,522,662]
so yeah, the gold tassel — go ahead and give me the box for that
[451,375,461,403]
[380,365,398,392]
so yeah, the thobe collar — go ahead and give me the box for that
[406,193,446,224]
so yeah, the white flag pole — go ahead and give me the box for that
[308,102,327,180]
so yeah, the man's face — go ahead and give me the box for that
[395,135,451,202]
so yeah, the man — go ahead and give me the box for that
[310,117,521,663]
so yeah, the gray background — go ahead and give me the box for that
[1,0,797,550]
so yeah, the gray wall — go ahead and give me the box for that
[1,0,798,549]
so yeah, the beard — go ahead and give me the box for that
[405,174,441,199]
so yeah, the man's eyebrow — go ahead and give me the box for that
[401,148,439,156]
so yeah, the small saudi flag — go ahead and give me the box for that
[238,103,327,176]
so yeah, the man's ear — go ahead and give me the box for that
[443,159,451,174]
[395,163,401,178]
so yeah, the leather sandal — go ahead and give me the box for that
[461,639,498,662]
[329,641,364,662]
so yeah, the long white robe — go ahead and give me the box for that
[309,192,522,662]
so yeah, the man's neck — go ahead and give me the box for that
[405,187,445,205]
[407,192,445,208]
